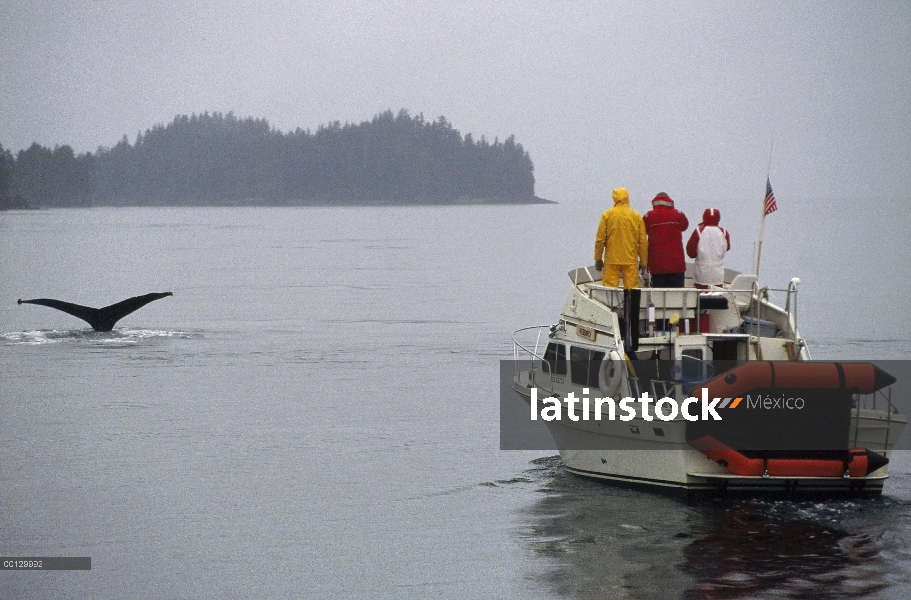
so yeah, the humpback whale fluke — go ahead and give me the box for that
[18,292,173,332]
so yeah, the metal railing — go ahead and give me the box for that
[851,385,900,452]
[747,280,800,345]
[587,285,705,335]
[512,325,557,395]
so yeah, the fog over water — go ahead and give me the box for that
[2,1,910,207]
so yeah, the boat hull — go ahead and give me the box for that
[561,453,886,498]
[513,378,895,497]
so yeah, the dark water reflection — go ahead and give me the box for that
[520,456,911,599]
[681,507,888,599]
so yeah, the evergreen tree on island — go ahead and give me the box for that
[5,110,549,207]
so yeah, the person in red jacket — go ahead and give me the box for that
[686,208,731,288]
[643,192,689,287]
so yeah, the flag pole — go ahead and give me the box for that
[754,212,766,276]
[754,143,774,276]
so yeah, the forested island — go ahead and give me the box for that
[0,110,549,209]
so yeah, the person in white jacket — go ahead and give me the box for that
[686,208,730,288]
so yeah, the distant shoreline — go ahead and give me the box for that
[1,196,555,210]
[3,111,545,210]
[0,197,35,211]
[76,196,555,208]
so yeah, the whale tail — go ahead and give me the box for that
[18,292,173,331]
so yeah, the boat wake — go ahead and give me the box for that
[812,337,911,360]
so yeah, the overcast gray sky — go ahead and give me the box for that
[2,1,909,208]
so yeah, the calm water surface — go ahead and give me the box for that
[1,203,910,599]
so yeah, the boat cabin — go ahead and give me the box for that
[558,263,811,371]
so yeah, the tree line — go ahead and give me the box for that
[0,110,544,209]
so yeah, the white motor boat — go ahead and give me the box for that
[511,265,906,496]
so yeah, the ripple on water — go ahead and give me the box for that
[1,328,199,346]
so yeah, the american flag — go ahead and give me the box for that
[764,178,778,216]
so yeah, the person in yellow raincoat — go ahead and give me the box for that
[594,187,649,288]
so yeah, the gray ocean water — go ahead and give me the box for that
[2,201,911,599]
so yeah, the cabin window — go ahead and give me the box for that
[710,339,743,373]
[710,339,740,361]
[681,348,705,380]
[542,342,567,375]
[570,346,606,387]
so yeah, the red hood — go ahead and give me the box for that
[651,192,674,208]
[701,208,721,226]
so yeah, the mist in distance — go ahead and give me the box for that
[2,1,909,209]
